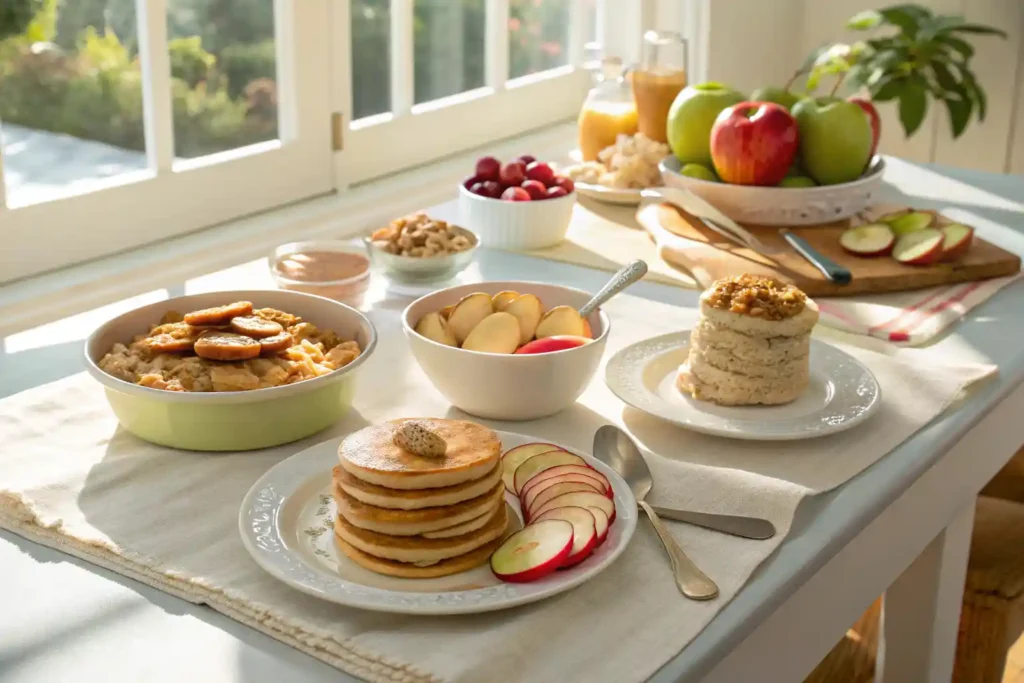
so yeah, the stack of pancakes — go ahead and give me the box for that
[332,418,508,578]
[678,275,819,406]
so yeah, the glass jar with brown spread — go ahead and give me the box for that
[630,30,688,143]
[270,241,371,308]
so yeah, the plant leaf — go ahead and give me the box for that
[877,4,932,37]
[918,13,965,41]
[930,61,957,90]
[847,10,882,30]
[961,69,987,120]
[898,80,928,136]
[871,76,904,102]
[950,24,1007,38]
[943,96,972,138]
[936,34,974,60]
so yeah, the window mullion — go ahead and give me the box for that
[485,0,509,90]
[390,0,415,116]
[0,125,7,211]
[568,0,587,66]
[136,0,176,173]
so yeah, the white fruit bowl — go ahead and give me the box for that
[403,281,609,421]
[659,156,885,226]
[458,184,576,250]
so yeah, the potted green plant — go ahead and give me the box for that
[806,3,1007,139]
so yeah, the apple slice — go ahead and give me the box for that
[447,293,494,344]
[535,305,587,339]
[839,223,895,257]
[515,335,590,354]
[888,211,934,237]
[519,465,610,499]
[501,443,563,493]
[505,293,543,344]
[491,290,520,311]
[530,507,597,568]
[439,304,455,320]
[521,475,605,514]
[525,482,603,521]
[876,208,911,225]
[530,490,615,525]
[513,451,588,494]
[461,312,521,354]
[414,311,457,346]
[588,507,610,546]
[491,519,574,583]
[940,223,974,261]
[893,228,945,266]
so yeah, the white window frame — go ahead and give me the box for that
[0,0,334,284]
[1,0,654,284]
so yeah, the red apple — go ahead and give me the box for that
[849,97,881,159]
[710,101,799,186]
[521,179,547,200]
[474,156,501,182]
[501,186,531,201]
[499,161,527,186]
[526,161,556,186]
[515,335,590,354]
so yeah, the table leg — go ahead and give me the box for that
[875,502,975,683]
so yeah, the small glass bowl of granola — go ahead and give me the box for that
[364,212,479,284]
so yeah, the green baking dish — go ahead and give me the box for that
[84,289,377,451]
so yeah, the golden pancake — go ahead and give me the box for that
[333,460,502,510]
[338,419,500,489]
[334,505,508,564]
[421,511,494,539]
[335,532,504,579]
[332,475,505,536]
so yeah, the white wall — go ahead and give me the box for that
[675,0,1024,174]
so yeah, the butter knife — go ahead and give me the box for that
[640,187,780,256]
[779,229,852,285]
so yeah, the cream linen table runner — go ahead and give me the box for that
[0,295,995,683]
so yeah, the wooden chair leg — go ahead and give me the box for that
[953,597,1015,683]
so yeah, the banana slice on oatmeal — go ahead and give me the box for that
[184,301,254,327]
[258,331,294,355]
[230,316,284,338]
[194,331,262,361]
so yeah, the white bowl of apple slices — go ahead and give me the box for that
[403,281,610,420]
[839,208,976,266]
[489,439,633,584]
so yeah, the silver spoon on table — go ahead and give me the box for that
[594,424,719,600]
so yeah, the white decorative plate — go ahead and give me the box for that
[239,430,637,615]
[574,182,650,206]
[605,332,881,440]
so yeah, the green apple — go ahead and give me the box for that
[750,86,800,111]
[679,162,719,182]
[667,82,745,167]
[779,176,817,188]
[792,97,873,186]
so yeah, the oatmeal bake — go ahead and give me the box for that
[98,301,362,392]
[677,275,819,406]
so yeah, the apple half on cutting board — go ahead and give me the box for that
[893,229,945,266]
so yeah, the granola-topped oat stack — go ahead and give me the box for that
[677,274,819,406]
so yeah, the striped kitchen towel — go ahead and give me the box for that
[816,274,1021,345]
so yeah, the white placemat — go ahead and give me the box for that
[0,295,995,683]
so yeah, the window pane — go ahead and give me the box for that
[509,0,569,79]
[413,0,484,105]
[167,0,278,159]
[0,2,145,207]
[351,0,392,120]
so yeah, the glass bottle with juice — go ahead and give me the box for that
[577,57,638,161]
[631,31,688,143]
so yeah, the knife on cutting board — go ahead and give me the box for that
[639,187,853,285]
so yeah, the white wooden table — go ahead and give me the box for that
[1,163,1022,682]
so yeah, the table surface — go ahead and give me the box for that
[1,160,1023,683]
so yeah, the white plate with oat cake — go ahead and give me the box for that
[605,331,881,441]
[238,430,637,615]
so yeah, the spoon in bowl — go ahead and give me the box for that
[577,260,648,320]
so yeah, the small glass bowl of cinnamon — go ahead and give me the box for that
[270,241,372,308]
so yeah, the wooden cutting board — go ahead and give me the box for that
[638,202,1021,297]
